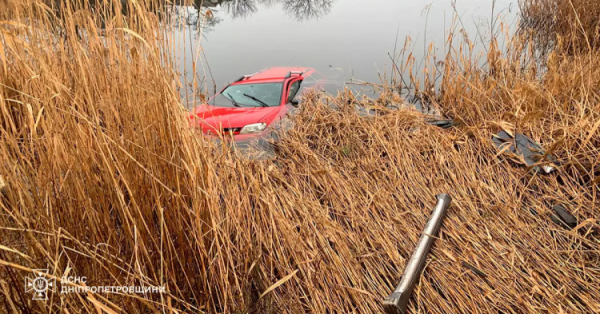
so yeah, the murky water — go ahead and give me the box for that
[173,0,519,106]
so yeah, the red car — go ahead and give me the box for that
[189,67,317,142]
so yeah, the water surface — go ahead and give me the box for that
[173,0,519,106]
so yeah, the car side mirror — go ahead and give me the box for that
[290,99,300,107]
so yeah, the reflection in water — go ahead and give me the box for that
[280,0,333,21]
[174,0,518,105]
[220,0,258,19]
[186,0,334,22]
[173,6,221,31]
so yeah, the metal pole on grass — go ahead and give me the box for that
[383,194,452,314]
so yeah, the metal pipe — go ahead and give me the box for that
[383,194,452,314]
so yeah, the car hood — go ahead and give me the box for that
[190,104,280,132]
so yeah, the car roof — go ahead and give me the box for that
[232,67,314,84]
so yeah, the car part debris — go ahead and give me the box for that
[426,119,455,129]
[492,131,556,174]
[550,205,577,230]
[383,194,452,314]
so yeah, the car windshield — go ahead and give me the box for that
[209,83,283,108]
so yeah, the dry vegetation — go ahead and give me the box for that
[0,0,599,313]
[519,0,600,54]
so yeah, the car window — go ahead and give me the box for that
[287,81,301,103]
[212,83,283,107]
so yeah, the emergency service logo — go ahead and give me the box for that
[25,270,55,300]
[23,269,165,301]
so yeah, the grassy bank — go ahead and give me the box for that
[1,0,599,313]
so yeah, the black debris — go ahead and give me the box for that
[461,261,487,278]
[550,205,578,230]
[461,261,494,288]
[426,119,455,129]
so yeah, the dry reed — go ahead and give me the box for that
[519,0,600,54]
[0,0,599,313]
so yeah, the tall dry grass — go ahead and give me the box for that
[0,0,599,313]
[519,0,600,54]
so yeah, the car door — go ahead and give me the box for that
[285,79,302,105]
[269,78,303,136]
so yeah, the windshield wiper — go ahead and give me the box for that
[243,94,268,107]
[226,92,241,107]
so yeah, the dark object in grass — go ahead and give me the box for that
[461,261,487,278]
[550,205,578,230]
[383,194,452,314]
[492,131,556,174]
[426,119,455,129]
[461,261,494,288]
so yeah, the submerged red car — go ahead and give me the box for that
[190,67,316,142]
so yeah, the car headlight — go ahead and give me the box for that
[240,123,267,134]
